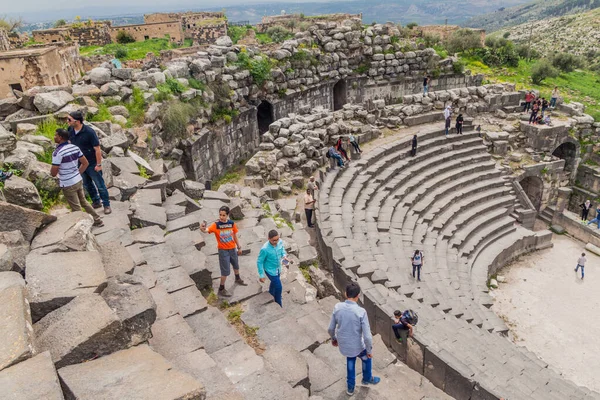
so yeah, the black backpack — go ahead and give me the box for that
[402,309,418,325]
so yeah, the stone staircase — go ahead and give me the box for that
[317,123,600,399]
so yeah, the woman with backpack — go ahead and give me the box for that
[411,249,424,281]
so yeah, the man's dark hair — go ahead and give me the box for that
[219,206,230,215]
[346,281,361,298]
[56,128,69,141]
[268,229,279,239]
[69,110,84,123]
[394,310,402,317]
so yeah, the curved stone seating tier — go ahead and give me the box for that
[317,126,596,399]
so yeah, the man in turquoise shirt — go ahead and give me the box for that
[257,229,288,307]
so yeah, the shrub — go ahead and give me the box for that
[188,78,206,91]
[550,52,585,73]
[235,52,273,86]
[531,59,559,84]
[474,41,519,68]
[452,59,466,74]
[165,77,186,95]
[114,45,128,60]
[116,31,135,44]
[36,117,65,140]
[503,32,510,39]
[89,104,113,122]
[406,22,418,29]
[126,87,146,126]
[210,107,239,124]
[423,33,441,48]
[54,19,66,28]
[161,100,196,141]
[445,29,483,54]
[265,26,292,43]
[516,44,540,60]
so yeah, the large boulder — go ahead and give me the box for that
[89,67,112,86]
[0,202,56,242]
[30,211,97,254]
[0,98,20,118]
[2,176,43,210]
[33,91,75,114]
[0,125,17,153]
[0,231,30,273]
[0,351,64,400]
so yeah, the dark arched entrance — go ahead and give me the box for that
[257,101,273,134]
[333,80,347,111]
[520,176,544,210]
[552,142,577,171]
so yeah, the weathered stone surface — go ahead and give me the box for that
[149,314,203,360]
[585,242,600,257]
[236,370,308,400]
[0,98,20,118]
[33,91,74,114]
[131,225,166,246]
[263,344,309,388]
[113,172,147,200]
[99,241,135,277]
[131,203,167,229]
[0,201,56,242]
[89,67,112,85]
[2,176,42,210]
[156,266,195,293]
[0,231,29,272]
[185,307,240,354]
[58,344,205,400]
[165,227,205,253]
[31,211,97,254]
[26,251,107,322]
[0,352,64,400]
[0,125,17,152]
[169,286,208,317]
[150,285,179,320]
[130,188,162,206]
[203,190,230,203]
[34,294,121,368]
[182,180,205,199]
[0,283,34,372]
[100,130,129,152]
[167,165,186,190]
[140,243,180,272]
[211,340,264,384]
[109,155,139,175]
[101,275,156,346]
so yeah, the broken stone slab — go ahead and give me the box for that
[0,230,29,273]
[0,202,56,242]
[130,188,162,206]
[99,241,135,277]
[131,225,166,247]
[165,211,203,233]
[165,227,205,254]
[95,226,134,247]
[211,340,264,384]
[169,286,208,318]
[26,251,107,322]
[149,314,203,360]
[0,282,35,372]
[176,251,212,291]
[550,224,566,234]
[113,173,147,201]
[127,150,154,175]
[34,294,121,368]
[164,189,202,213]
[131,203,167,229]
[263,344,309,388]
[58,344,205,400]
[165,203,186,222]
[298,245,318,267]
[140,243,180,272]
[144,179,168,201]
[31,211,97,254]
[257,316,320,353]
[203,190,230,203]
[2,176,43,210]
[236,370,308,400]
[0,351,64,400]
[109,156,139,175]
[229,199,245,220]
[585,243,600,257]
[167,165,186,191]
[185,307,241,355]
[301,349,343,394]
[101,275,157,346]
[308,266,338,298]
[182,180,205,199]
[33,91,75,114]
[156,266,196,293]
[150,285,179,320]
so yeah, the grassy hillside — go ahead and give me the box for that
[489,8,600,59]
[462,56,600,121]
[464,0,600,32]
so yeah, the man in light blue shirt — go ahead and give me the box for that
[257,229,288,307]
[328,282,380,396]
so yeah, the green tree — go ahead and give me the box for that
[445,29,483,55]
[531,59,559,84]
[54,19,67,28]
[116,31,135,44]
[551,52,585,73]
[406,22,418,29]
[0,16,24,32]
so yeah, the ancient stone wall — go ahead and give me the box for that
[415,25,486,45]
[69,23,112,46]
[32,28,69,44]
[144,11,224,24]
[257,13,362,33]
[0,29,10,52]
[110,21,184,44]
[186,23,227,44]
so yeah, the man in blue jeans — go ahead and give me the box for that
[67,110,111,214]
[328,282,380,396]
[257,229,288,307]
[328,146,344,168]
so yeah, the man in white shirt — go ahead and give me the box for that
[50,129,103,226]
[443,105,452,136]
[575,252,586,280]
[304,189,316,228]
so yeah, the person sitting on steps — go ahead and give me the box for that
[392,309,417,343]
[336,137,350,161]
[327,146,344,168]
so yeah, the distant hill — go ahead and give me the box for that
[489,7,600,59]
[464,0,600,32]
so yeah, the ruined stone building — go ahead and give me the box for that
[0,44,82,98]
[0,29,10,52]
[109,21,184,44]
[257,13,362,32]
[32,22,112,46]
[144,11,227,44]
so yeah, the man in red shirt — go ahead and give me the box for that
[200,206,246,297]
[523,91,534,113]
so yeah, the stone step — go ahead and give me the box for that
[443,198,515,241]
[458,217,517,258]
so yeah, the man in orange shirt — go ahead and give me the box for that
[200,205,246,297]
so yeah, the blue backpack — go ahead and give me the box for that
[402,309,418,326]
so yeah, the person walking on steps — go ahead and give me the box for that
[257,229,288,307]
[411,135,418,157]
[200,206,246,297]
[575,252,587,280]
[587,206,600,229]
[67,110,111,215]
[550,86,559,108]
[423,73,430,95]
[336,137,350,162]
[444,105,452,136]
[411,249,424,281]
[348,134,362,154]
[50,129,103,227]
[581,200,592,222]
[304,189,316,228]
[328,282,381,396]
[327,146,344,168]
[455,113,464,135]
[392,309,417,343]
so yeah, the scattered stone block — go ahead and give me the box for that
[33,91,74,113]
[34,294,121,368]
[169,286,208,317]
[177,251,212,291]
[0,202,56,242]
[149,314,203,360]
[156,267,195,293]
[203,190,230,203]
[140,243,180,272]
[31,211,97,254]
[182,180,205,199]
[131,225,165,246]
[263,344,309,388]
[95,226,133,247]
[26,251,107,322]
[165,227,205,253]
[550,224,565,234]
[130,188,162,206]
[150,285,179,320]
[101,275,157,346]
[131,203,167,229]
[58,345,205,400]
[0,230,29,272]
[2,176,43,210]
[99,241,135,277]
[211,340,264,384]
[185,307,240,354]
[0,352,64,400]
[0,282,34,372]
[585,243,600,257]
[167,166,186,191]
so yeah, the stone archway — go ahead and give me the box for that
[520,176,544,210]
[333,80,347,111]
[257,101,274,134]
[552,142,577,172]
